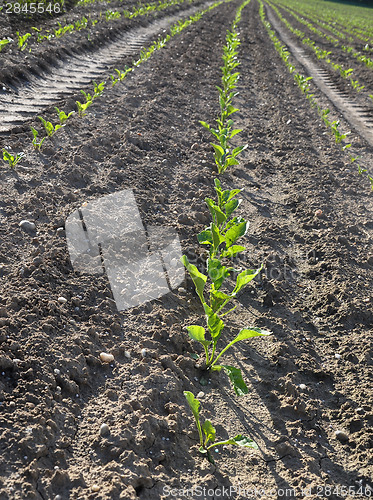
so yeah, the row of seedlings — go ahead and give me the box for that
[2,0,230,166]
[182,0,272,463]
[0,0,200,52]
[267,1,367,94]
[259,0,373,190]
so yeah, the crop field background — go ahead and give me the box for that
[0,0,372,498]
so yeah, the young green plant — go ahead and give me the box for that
[184,391,258,463]
[30,127,47,151]
[2,149,25,168]
[55,107,74,125]
[38,116,63,137]
[182,179,271,395]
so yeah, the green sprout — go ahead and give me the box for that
[184,391,258,463]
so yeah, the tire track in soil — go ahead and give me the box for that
[0,1,211,134]
[264,3,373,149]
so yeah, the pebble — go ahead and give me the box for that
[19,220,36,233]
[56,227,65,233]
[299,384,307,391]
[58,297,67,304]
[315,209,323,217]
[197,391,204,399]
[91,484,101,492]
[335,430,349,443]
[54,369,61,376]
[178,287,186,294]
[100,352,114,363]
[141,348,147,358]
[335,353,341,359]
[124,351,131,359]
[99,424,110,437]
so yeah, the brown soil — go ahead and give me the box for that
[0,0,372,499]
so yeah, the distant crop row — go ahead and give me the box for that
[2,0,227,162]
[260,0,373,190]
[0,0,197,53]
[271,0,373,45]
[270,0,373,70]
[267,1,368,97]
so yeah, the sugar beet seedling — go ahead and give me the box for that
[200,0,250,174]
[182,179,271,396]
[184,391,258,463]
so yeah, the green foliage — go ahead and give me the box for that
[2,149,24,168]
[16,31,31,51]
[200,10,249,174]
[0,39,10,52]
[181,179,270,394]
[55,107,74,125]
[38,116,63,136]
[184,391,258,463]
[30,127,46,151]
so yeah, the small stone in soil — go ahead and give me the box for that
[91,484,101,492]
[335,430,349,443]
[100,352,114,363]
[335,353,341,359]
[58,297,67,304]
[99,424,110,437]
[19,220,36,233]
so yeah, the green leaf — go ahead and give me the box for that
[225,221,248,248]
[222,188,241,204]
[210,289,231,312]
[221,245,245,258]
[184,391,200,421]
[233,266,262,295]
[231,327,272,344]
[224,198,240,218]
[207,258,230,289]
[211,143,225,162]
[221,365,248,396]
[197,229,213,245]
[184,391,203,447]
[212,328,271,368]
[186,325,212,348]
[202,420,216,445]
[224,435,258,449]
[205,199,226,226]
[211,224,224,253]
[232,144,248,156]
[181,255,207,304]
[200,121,211,131]
[229,129,242,139]
[203,304,224,341]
